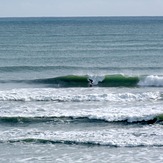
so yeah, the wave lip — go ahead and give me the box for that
[33,75,89,87]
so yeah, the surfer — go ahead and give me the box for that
[89,79,93,87]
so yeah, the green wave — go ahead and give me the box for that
[2,74,163,87]
[156,114,163,122]
[32,74,139,87]
[98,75,139,87]
[34,75,88,87]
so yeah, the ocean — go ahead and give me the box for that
[0,17,163,162]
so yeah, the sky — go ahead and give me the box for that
[0,0,163,17]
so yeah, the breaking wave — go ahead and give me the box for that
[1,124,163,147]
[0,114,162,124]
[1,74,163,87]
[4,138,163,147]
[138,75,163,87]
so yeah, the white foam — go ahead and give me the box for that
[0,96,162,123]
[0,88,162,124]
[88,75,104,85]
[1,125,163,147]
[138,75,163,87]
[0,88,161,102]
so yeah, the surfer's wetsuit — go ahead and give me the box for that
[89,79,93,87]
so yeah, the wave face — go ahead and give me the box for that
[24,74,163,87]
[1,74,163,88]
[30,74,139,87]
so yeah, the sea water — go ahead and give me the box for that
[0,17,163,162]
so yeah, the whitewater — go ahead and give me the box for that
[0,17,163,162]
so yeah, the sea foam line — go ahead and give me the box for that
[0,113,162,124]
[1,126,163,147]
[0,89,161,102]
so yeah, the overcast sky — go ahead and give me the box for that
[0,0,163,17]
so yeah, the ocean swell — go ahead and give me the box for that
[1,74,163,88]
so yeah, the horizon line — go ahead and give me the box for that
[0,15,163,19]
